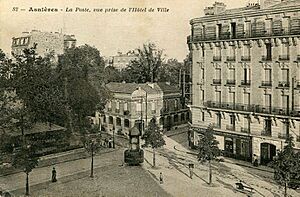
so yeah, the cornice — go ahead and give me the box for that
[190,6,300,25]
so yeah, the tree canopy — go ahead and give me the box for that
[142,117,165,149]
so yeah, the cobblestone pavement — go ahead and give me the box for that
[142,135,299,197]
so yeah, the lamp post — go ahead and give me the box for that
[112,126,115,149]
[90,139,95,178]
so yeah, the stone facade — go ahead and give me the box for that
[94,82,190,136]
[105,51,138,70]
[188,0,300,164]
[11,30,76,58]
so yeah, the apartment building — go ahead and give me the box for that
[94,82,190,135]
[188,0,300,164]
[11,30,76,57]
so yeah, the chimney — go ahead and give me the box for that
[260,0,282,9]
[204,2,226,15]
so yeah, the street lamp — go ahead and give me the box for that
[112,126,115,149]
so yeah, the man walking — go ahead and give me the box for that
[52,167,57,182]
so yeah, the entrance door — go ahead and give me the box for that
[224,138,234,157]
[260,143,276,165]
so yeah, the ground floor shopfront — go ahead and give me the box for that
[190,127,287,165]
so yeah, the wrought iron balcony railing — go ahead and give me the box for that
[278,81,290,88]
[241,56,251,61]
[226,56,236,62]
[213,56,222,61]
[212,79,221,85]
[226,79,236,85]
[261,55,272,61]
[261,81,272,87]
[226,125,235,131]
[278,133,287,139]
[191,27,300,42]
[261,130,272,137]
[241,127,250,134]
[279,55,290,61]
[203,101,300,117]
[241,80,251,86]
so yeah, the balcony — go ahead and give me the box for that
[204,101,300,117]
[278,55,290,61]
[226,125,235,131]
[213,56,222,61]
[241,80,251,86]
[212,79,221,85]
[241,127,250,134]
[191,27,300,42]
[261,81,272,87]
[261,130,272,137]
[226,79,236,86]
[278,133,287,139]
[226,56,236,62]
[124,110,130,116]
[278,81,290,88]
[241,56,251,62]
[261,56,272,62]
[211,123,221,129]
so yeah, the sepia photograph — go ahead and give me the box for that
[1,0,300,196]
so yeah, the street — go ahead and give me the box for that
[1,133,300,197]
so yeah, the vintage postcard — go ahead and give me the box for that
[1,0,300,196]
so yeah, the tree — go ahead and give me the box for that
[82,134,103,178]
[197,125,221,185]
[158,58,183,85]
[57,45,110,133]
[270,136,299,197]
[12,144,39,196]
[142,117,165,167]
[123,43,164,83]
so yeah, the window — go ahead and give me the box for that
[124,102,128,111]
[109,116,113,124]
[201,90,205,102]
[243,93,250,106]
[228,92,235,104]
[242,44,251,58]
[202,112,205,121]
[216,113,221,128]
[264,69,272,82]
[215,91,221,103]
[281,95,289,109]
[116,101,120,109]
[281,69,289,83]
[264,94,272,112]
[229,114,235,126]
[265,43,272,60]
[264,118,272,135]
[245,21,251,37]
[281,43,290,59]
[282,17,290,34]
[116,117,121,126]
[231,22,236,39]
[215,68,221,79]
[108,101,112,111]
[228,68,235,81]
[217,24,222,39]
[136,102,142,112]
[124,119,130,128]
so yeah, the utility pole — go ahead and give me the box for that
[145,92,148,128]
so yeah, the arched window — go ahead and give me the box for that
[109,116,113,124]
[116,117,121,126]
[124,119,130,128]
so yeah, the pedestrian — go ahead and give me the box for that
[52,167,57,182]
[159,172,163,184]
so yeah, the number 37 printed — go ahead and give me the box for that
[12,7,19,12]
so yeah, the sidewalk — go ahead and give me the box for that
[142,136,298,197]
[0,148,122,195]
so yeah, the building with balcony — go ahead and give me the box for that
[94,82,190,135]
[188,0,300,164]
[11,30,76,58]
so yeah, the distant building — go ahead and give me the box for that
[188,0,300,164]
[105,51,138,70]
[11,30,76,57]
[180,53,193,105]
[94,82,190,135]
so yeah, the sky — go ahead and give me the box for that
[0,0,248,61]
